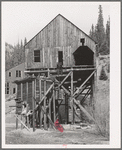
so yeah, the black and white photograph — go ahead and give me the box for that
[2,1,120,148]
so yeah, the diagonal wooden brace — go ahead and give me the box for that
[55,78,70,95]
[34,83,54,111]
[14,114,30,132]
[57,71,72,88]
[73,70,96,97]
[73,98,96,123]
[41,106,56,130]
[73,98,104,136]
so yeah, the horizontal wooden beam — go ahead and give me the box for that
[24,68,96,74]
[64,81,77,84]
[25,65,95,71]
[72,65,95,68]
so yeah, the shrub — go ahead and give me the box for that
[107,63,110,73]
[99,66,108,80]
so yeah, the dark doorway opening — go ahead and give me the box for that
[73,46,94,65]
[58,51,63,65]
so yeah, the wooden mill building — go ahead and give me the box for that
[14,14,97,131]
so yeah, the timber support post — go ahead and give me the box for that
[39,78,42,128]
[71,69,74,124]
[44,79,47,130]
[16,115,18,129]
[32,80,35,132]
[53,86,56,123]
[49,96,52,128]
[21,83,23,129]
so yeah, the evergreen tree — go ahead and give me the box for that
[24,37,27,46]
[89,24,96,41]
[106,17,110,53]
[21,40,23,49]
[99,40,109,55]
[96,5,105,50]
[89,5,110,56]
[99,66,108,80]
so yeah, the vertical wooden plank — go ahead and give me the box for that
[44,80,47,130]
[47,24,49,47]
[63,47,65,67]
[35,79,37,127]
[39,78,42,128]
[56,17,58,47]
[58,15,60,47]
[65,94,69,124]
[40,31,42,49]
[21,83,23,101]
[47,48,50,68]
[60,15,63,47]
[53,18,56,47]
[49,96,52,128]
[53,88,56,123]
[50,21,53,48]
[26,104,29,128]
[92,71,96,119]
[26,81,29,127]
[42,48,45,68]
[21,83,23,129]
[35,79,36,103]
[26,82,28,104]
[63,18,65,47]
[21,115,23,129]
[71,70,74,124]
[69,46,71,67]
[32,80,35,132]
[47,68,50,77]
[16,115,18,129]
[50,47,52,68]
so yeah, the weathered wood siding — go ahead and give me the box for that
[25,14,96,69]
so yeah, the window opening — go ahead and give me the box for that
[34,50,40,62]
[9,72,11,77]
[5,82,9,94]
[16,70,21,77]
[58,51,63,65]
[13,88,16,94]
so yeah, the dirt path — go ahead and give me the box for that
[5,123,109,145]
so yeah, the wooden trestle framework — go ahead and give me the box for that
[14,65,96,131]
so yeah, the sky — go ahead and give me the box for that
[2,2,110,46]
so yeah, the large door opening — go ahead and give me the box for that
[73,46,94,65]
[58,51,63,65]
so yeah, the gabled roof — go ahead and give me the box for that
[6,62,25,72]
[13,76,36,84]
[24,14,96,48]
[73,46,94,55]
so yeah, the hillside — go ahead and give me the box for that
[94,55,110,137]
[5,43,14,61]
[5,42,25,71]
